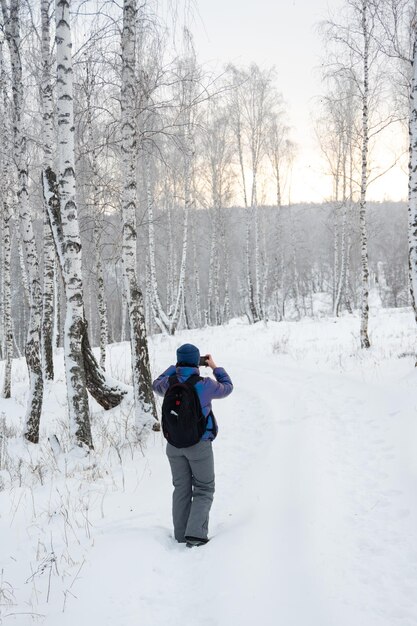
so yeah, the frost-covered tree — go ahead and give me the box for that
[322,0,394,347]
[0,19,12,399]
[1,0,44,441]
[227,64,278,323]
[198,102,234,325]
[120,0,156,430]
[42,0,128,448]
[316,75,357,317]
[40,0,55,381]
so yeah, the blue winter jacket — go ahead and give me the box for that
[152,365,233,440]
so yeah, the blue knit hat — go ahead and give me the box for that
[176,343,200,366]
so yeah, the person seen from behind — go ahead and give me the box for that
[152,343,233,548]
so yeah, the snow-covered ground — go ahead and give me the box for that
[1,307,417,626]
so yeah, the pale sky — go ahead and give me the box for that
[190,0,408,204]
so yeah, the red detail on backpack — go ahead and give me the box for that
[175,400,181,406]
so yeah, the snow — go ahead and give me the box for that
[1,308,417,625]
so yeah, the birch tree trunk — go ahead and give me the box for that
[334,201,348,317]
[359,0,371,349]
[252,169,263,320]
[85,59,109,370]
[222,221,231,322]
[191,211,202,327]
[208,209,218,325]
[169,77,194,335]
[53,257,61,348]
[41,3,127,438]
[144,149,170,333]
[121,0,156,430]
[13,209,30,303]
[408,24,417,325]
[54,0,93,447]
[40,0,55,381]
[94,219,108,370]
[2,0,44,442]
[141,55,196,336]
[0,27,12,399]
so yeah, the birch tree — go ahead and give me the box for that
[227,64,277,323]
[120,0,156,430]
[40,0,55,380]
[0,19,12,399]
[41,0,129,448]
[316,75,357,317]
[322,0,393,347]
[266,111,293,320]
[1,0,44,442]
[405,19,417,326]
[84,57,108,369]
[200,103,234,325]
[358,0,372,348]
[51,0,92,447]
[227,65,257,322]
[165,44,197,335]
[374,0,417,323]
[141,31,199,335]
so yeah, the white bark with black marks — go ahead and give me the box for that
[121,0,157,430]
[359,0,371,349]
[0,26,12,399]
[55,0,92,447]
[169,69,194,335]
[41,0,55,381]
[1,0,44,442]
[84,59,109,370]
[408,23,417,325]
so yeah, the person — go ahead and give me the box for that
[152,343,233,547]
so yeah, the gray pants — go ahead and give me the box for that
[166,440,215,542]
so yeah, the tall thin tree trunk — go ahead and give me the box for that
[359,0,371,349]
[2,0,44,443]
[55,0,92,447]
[333,206,339,311]
[85,60,109,369]
[237,118,248,209]
[40,0,55,381]
[290,210,301,319]
[12,205,29,306]
[144,149,170,333]
[220,209,231,322]
[208,209,217,324]
[1,200,12,399]
[191,212,202,327]
[408,25,417,326]
[53,256,61,348]
[121,285,127,341]
[252,171,262,320]
[169,95,193,335]
[166,201,175,315]
[121,0,157,430]
[95,220,108,370]
[334,202,348,317]
[0,28,12,399]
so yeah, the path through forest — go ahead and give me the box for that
[36,315,417,626]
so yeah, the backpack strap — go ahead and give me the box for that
[167,374,178,388]
[184,374,202,388]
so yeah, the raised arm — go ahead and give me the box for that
[152,365,176,396]
[203,354,233,399]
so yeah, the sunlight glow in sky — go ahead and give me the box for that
[191,0,408,204]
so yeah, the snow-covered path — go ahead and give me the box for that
[2,312,417,626]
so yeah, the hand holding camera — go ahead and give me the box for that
[199,354,217,369]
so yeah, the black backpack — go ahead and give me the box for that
[161,374,207,448]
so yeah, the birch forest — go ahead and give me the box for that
[0,0,415,448]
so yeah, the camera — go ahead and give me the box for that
[199,355,209,367]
